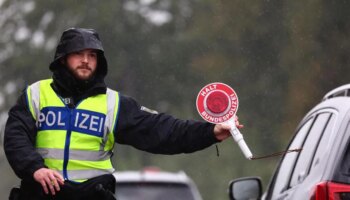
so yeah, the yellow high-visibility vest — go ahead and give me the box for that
[26,79,119,182]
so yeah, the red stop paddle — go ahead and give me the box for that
[196,82,253,160]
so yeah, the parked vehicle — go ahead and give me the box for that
[229,84,350,200]
[113,167,203,200]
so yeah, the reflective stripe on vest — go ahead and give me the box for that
[26,79,119,182]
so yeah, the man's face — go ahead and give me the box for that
[65,49,97,80]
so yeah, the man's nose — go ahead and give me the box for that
[82,54,89,63]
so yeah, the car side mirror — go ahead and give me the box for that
[229,177,262,200]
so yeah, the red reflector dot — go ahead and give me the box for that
[206,91,229,114]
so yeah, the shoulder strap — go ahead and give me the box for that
[106,88,120,134]
[26,81,41,121]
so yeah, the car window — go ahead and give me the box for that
[310,113,335,170]
[289,113,331,187]
[270,117,314,197]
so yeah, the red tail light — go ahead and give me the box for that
[311,182,350,200]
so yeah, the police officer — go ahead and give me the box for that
[4,28,241,200]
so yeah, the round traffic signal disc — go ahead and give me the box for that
[206,90,229,114]
[196,82,239,124]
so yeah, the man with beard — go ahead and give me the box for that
[4,28,242,200]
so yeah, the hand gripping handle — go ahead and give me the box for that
[227,119,253,160]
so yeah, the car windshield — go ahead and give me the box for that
[115,182,196,200]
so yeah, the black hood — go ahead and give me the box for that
[50,27,108,77]
[49,28,108,102]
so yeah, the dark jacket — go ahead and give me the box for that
[4,28,218,183]
[4,89,217,181]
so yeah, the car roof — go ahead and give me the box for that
[303,95,350,124]
[322,83,350,100]
[113,170,193,184]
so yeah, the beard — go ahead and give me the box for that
[52,64,98,96]
[68,64,95,81]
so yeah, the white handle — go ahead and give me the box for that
[227,119,253,160]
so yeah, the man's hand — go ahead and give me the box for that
[33,168,65,195]
[213,116,244,141]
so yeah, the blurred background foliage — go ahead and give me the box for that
[1,0,350,199]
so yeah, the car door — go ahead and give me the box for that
[289,112,332,187]
[267,111,335,200]
[267,117,314,200]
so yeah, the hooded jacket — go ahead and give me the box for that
[50,28,108,104]
[4,28,218,184]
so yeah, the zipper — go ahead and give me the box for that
[62,108,73,180]
[60,96,83,181]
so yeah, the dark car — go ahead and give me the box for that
[229,84,350,200]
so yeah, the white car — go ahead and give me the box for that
[229,84,350,199]
[113,168,203,200]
